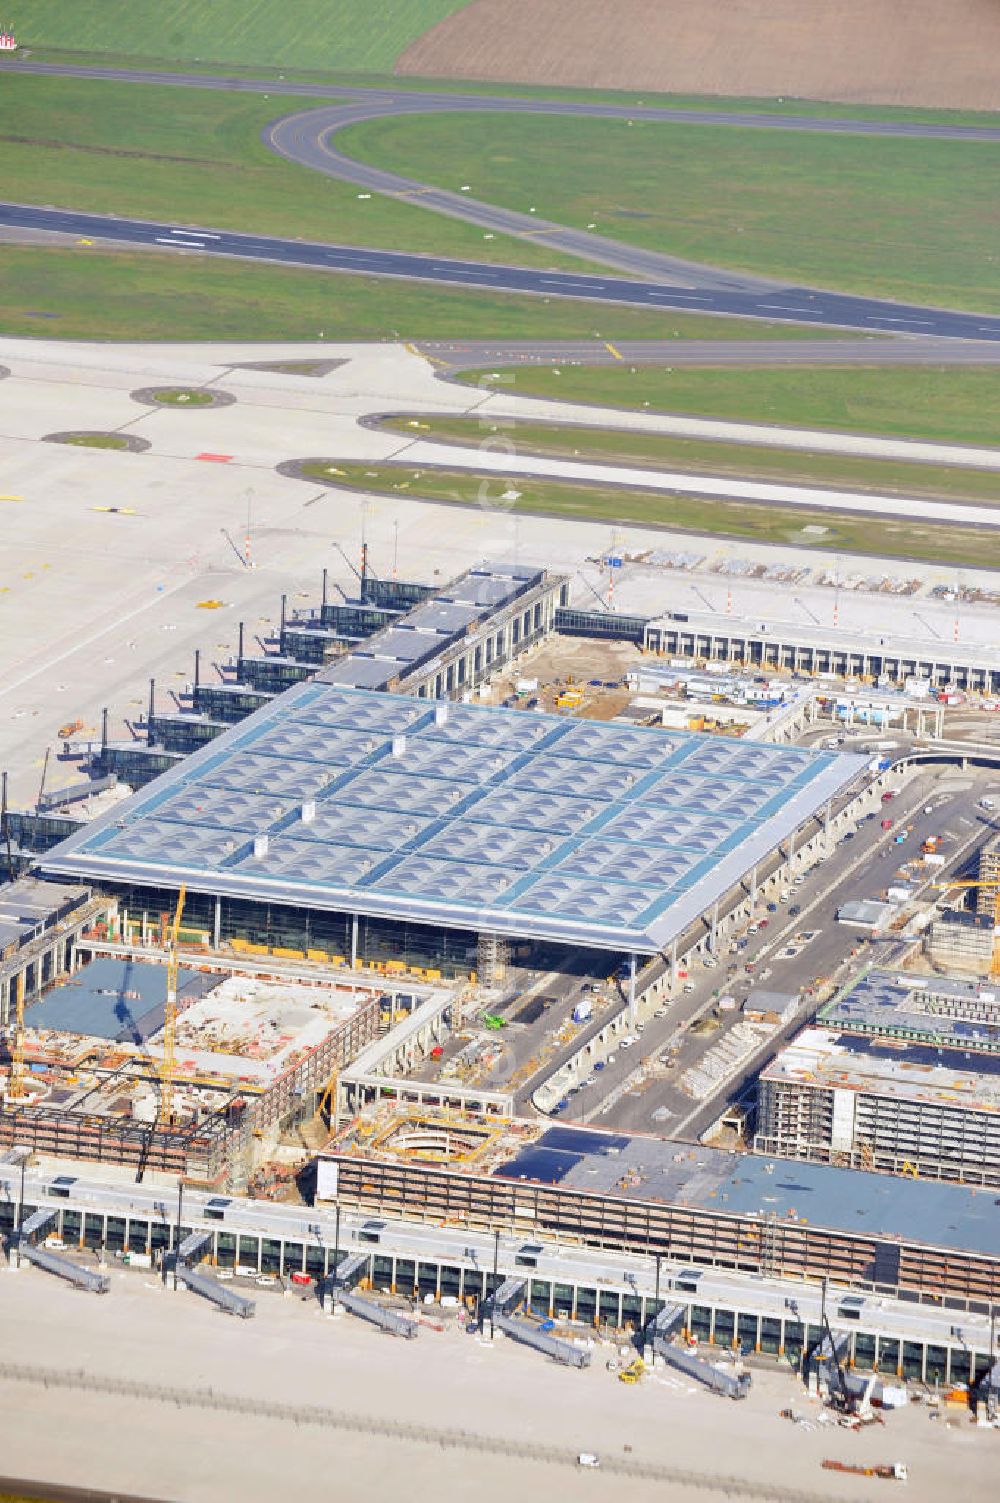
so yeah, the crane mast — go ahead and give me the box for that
[160,884,186,1127]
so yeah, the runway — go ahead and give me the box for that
[7,61,1000,343]
[5,198,1000,345]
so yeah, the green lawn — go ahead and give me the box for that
[0,245,828,341]
[379,415,1000,505]
[457,365,1000,448]
[2,1,472,73]
[339,111,1000,312]
[0,74,593,270]
[296,460,1000,571]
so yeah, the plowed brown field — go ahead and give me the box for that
[396,0,1000,109]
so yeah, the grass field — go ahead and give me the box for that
[0,245,828,342]
[379,416,1000,505]
[456,366,1000,448]
[2,1,472,73]
[0,74,595,270]
[339,112,1000,312]
[299,460,1000,571]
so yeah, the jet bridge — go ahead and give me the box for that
[646,1302,751,1399]
[484,1276,590,1367]
[978,1357,1000,1421]
[168,1228,255,1318]
[322,1250,417,1339]
[13,1207,111,1294]
[18,1241,111,1294]
[175,1263,255,1318]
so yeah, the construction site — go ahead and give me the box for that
[753,1024,1000,1186]
[0,922,384,1184]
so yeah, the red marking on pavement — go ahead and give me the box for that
[196,452,233,463]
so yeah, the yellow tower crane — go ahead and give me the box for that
[934,879,1000,978]
[160,884,186,1127]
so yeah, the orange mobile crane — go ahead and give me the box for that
[935,879,1000,978]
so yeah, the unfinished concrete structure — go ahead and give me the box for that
[0,879,113,1024]
[927,910,995,972]
[754,1025,1000,1187]
[0,956,380,1184]
[820,967,1000,1054]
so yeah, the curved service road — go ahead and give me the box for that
[8,61,1000,340]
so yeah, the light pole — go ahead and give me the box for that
[490,1228,500,1342]
[651,1252,663,1368]
[332,1202,341,1307]
[173,1179,183,1291]
[15,1155,26,1270]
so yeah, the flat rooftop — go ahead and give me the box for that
[760,1025,1000,1113]
[21,958,377,1093]
[319,561,546,692]
[26,956,214,1043]
[821,967,1000,1053]
[491,1124,1000,1260]
[39,685,859,953]
[606,569,1000,671]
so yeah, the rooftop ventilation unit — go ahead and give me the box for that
[392,735,407,758]
[434,704,449,727]
[301,799,316,824]
[254,833,269,858]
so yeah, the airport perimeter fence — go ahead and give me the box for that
[0,1359,834,1501]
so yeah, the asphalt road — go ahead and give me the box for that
[574,766,1000,1138]
[5,200,1000,344]
[419,337,1000,369]
[7,61,1000,341]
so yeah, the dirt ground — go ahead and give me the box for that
[0,1266,996,1503]
[397,0,1000,109]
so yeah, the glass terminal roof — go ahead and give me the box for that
[42,684,860,953]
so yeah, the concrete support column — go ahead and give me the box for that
[350,914,359,971]
[670,940,678,986]
[627,953,637,1030]
[750,866,758,907]
[213,896,221,950]
[710,901,719,954]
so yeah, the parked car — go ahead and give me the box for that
[788,904,801,917]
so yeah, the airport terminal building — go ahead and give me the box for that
[39,681,864,977]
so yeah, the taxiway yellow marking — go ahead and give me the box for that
[404,342,446,367]
[605,341,624,361]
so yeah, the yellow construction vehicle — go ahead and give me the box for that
[618,1357,646,1385]
[934,879,1000,977]
[159,884,186,1127]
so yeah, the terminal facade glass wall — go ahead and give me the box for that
[0,1197,990,1388]
[103,881,536,979]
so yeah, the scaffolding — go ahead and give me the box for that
[477,932,509,990]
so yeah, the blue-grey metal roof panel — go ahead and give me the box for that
[496,1127,1000,1260]
[40,683,862,953]
[27,956,212,1042]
